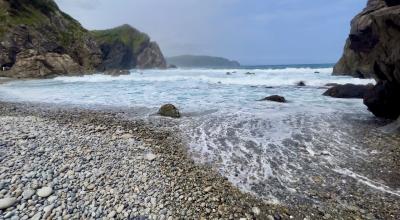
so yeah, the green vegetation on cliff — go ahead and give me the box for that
[0,0,166,77]
[0,0,88,50]
[91,24,150,54]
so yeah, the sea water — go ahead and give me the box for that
[2,65,399,204]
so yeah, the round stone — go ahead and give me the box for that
[0,197,17,209]
[22,189,35,200]
[158,104,181,118]
[37,187,53,198]
[252,207,261,216]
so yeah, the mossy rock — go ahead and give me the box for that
[158,104,181,118]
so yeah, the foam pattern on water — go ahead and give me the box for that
[1,67,398,206]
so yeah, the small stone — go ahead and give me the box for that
[203,186,212,192]
[0,197,17,209]
[116,204,124,213]
[120,134,134,139]
[22,189,35,200]
[31,212,42,220]
[252,207,261,216]
[10,215,19,220]
[108,211,116,218]
[43,204,54,218]
[145,153,157,161]
[47,195,57,203]
[86,184,95,190]
[4,211,15,218]
[267,215,274,220]
[37,186,53,198]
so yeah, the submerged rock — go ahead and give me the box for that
[323,84,374,99]
[364,81,400,119]
[297,81,306,86]
[259,95,286,103]
[158,104,181,118]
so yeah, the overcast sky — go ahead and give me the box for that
[55,0,366,65]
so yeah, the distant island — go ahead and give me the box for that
[167,55,240,68]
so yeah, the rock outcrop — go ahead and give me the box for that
[0,0,166,78]
[0,0,102,78]
[323,84,374,99]
[334,0,400,119]
[91,25,166,71]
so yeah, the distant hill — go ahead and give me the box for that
[167,55,240,68]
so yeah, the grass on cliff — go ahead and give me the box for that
[0,0,88,49]
[91,24,150,54]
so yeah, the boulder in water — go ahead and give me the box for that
[323,83,373,99]
[297,81,306,86]
[259,95,286,103]
[158,104,181,118]
[364,81,400,119]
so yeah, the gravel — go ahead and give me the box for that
[0,102,285,219]
[0,101,398,219]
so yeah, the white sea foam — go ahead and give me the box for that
[53,68,375,87]
[333,168,400,197]
[0,66,396,205]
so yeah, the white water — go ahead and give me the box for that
[2,67,398,204]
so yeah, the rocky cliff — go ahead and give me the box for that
[91,25,166,71]
[0,0,166,78]
[333,0,400,119]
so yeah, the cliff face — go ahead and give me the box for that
[334,0,400,119]
[0,0,166,78]
[91,25,166,71]
[0,0,102,77]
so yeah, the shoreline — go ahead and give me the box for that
[0,101,288,219]
[0,101,399,219]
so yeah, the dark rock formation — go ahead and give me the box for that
[323,84,374,99]
[334,0,400,118]
[364,81,400,119]
[297,81,306,87]
[0,0,166,78]
[91,25,166,71]
[333,0,400,80]
[259,95,286,103]
[158,104,181,118]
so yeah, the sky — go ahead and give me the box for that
[55,0,366,65]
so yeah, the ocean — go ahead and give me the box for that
[2,64,398,205]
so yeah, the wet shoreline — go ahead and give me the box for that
[0,101,399,219]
